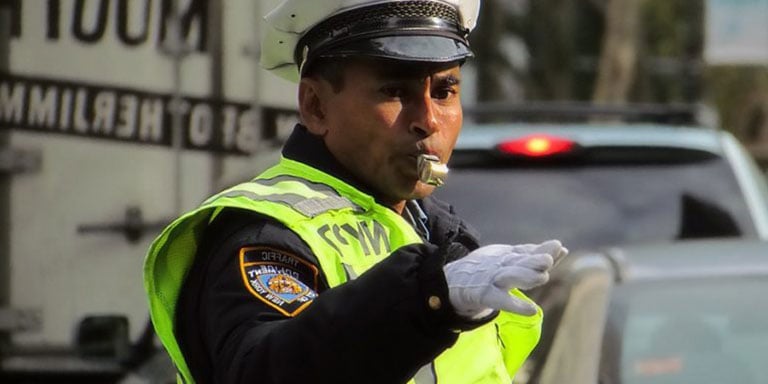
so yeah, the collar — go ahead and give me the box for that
[404,200,431,241]
[282,124,479,250]
[282,124,437,241]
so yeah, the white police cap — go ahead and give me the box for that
[260,0,481,83]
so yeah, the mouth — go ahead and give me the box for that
[408,146,440,161]
[403,143,447,184]
[416,154,449,187]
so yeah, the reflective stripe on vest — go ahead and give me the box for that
[144,157,542,384]
[204,174,362,218]
[414,363,437,384]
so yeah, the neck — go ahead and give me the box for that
[386,199,407,214]
[283,125,413,211]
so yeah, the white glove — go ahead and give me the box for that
[443,240,568,318]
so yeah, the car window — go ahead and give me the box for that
[607,279,768,384]
[435,158,757,250]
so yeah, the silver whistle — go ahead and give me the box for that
[417,154,449,187]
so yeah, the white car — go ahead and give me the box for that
[523,239,768,384]
[436,103,768,250]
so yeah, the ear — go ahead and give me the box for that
[298,77,330,135]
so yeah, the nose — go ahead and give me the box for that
[408,84,439,138]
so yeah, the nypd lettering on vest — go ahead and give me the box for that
[317,219,391,257]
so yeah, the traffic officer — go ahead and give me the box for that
[144,0,568,383]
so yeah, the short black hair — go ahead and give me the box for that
[301,58,347,92]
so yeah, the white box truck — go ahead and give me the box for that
[0,1,297,382]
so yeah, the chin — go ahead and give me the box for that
[410,182,437,199]
[382,177,436,202]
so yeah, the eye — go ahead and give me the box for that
[380,85,407,98]
[432,87,457,100]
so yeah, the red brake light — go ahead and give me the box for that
[496,135,575,157]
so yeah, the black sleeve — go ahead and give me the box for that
[176,208,486,384]
[420,196,481,258]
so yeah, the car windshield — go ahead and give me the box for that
[603,278,768,384]
[434,157,757,250]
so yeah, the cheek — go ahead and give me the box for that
[329,90,395,127]
[324,112,388,166]
[346,106,402,146]
[440,109,463,143]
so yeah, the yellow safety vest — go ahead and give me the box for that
[144,157,542,383]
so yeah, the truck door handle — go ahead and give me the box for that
[77,206,171,244]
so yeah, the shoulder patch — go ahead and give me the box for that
[239,246,319,317]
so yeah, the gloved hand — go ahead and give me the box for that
[443,240,568,318]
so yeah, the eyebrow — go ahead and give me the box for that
[374,69,461,87]
[436,74,461,86]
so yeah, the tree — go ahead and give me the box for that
[470,0,603,102]
[592,0,641,103]
[470,0,704,104]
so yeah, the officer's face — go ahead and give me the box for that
[314,59,463,210]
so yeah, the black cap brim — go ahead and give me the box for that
[318,35,473,64]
